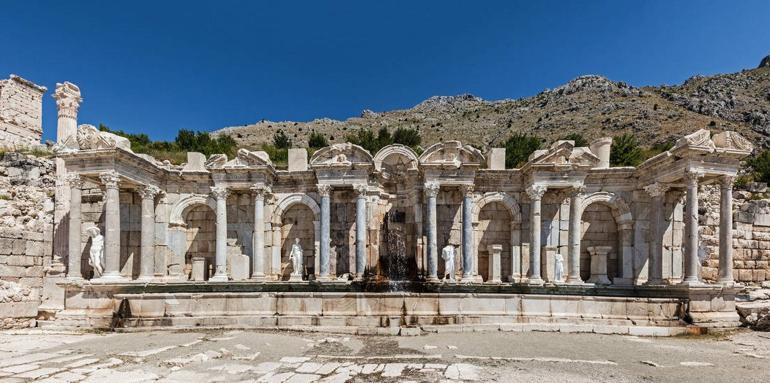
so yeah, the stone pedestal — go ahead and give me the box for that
[487,244,502,284]
[191,257,206,282]
[228,243,250,281]
[587,246,612,285]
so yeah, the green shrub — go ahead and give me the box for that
[610,133,644,167]
[393,127,421,148]
[308,132,329,149]
[272,129,292,149]
[503,133,543,168]
[747,150,770,184]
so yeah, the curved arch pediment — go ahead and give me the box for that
[373,144,419,178]
[419,141,485,168]
[272,193,321,224]
[579,191,632,226]
[207,149,273,169]
[169,194,217,226]
[471,192,522,223]
[310,143,373,168]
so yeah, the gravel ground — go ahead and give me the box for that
[0,329,768,382]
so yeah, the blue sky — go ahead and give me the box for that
[1,0,768,142]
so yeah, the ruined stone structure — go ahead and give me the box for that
[0,75,47,149]
[1,77,766,334]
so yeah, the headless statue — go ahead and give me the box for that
[86,227,104,278]
[554,253,564,282]
[441,245,456,281]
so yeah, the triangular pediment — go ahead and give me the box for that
[526,141,600,169]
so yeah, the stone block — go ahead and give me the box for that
[288,149,308,172]
[0,301,39,318]
[229,254,250,281]
[191,256,206,281]
[486,148,505,170]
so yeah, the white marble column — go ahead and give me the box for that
[526,185,546,285]
[425,182,440,282]
[250,185,270,281]
[66,174,83,279]
[318,184,332,280]
[566,186,584,284]
[210,186,229,282]
[461,184,475,282]
[99,171,124,281]
[138,185,160,281]
[682,171,703,286]
[718,175,735,285]
[644,183,668,285]
[354,183,368,280]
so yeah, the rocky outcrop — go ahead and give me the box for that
[737,287,770,331]
[760,55,770,69]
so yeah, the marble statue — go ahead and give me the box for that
[289,238,303,278]
[441,245,456,281]
[86,227,104,278]
[554,253,564,283]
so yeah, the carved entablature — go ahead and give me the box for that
[206,149,274,170]
[712,131,754,155]
[310,142,374,169]
[674,129,715,151]
[418,141,484,169]
[373,144,419,181]
[60,124,133,152]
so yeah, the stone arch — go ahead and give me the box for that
[471,192,523,282]
[271,193,321,280]
[373,144,419,172]
[578,191,634,284]
[170,194,217,227]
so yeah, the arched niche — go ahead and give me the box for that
[578,191,634,284]
[471,192,523,281]
[271,194,321,280]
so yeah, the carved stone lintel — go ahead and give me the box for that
[353,183,368,196]
[317,184,332,197]
[460,184,475,197]
[139,185,161,200]
[99,171,120,190]
[210,186,229,200]
[64,173,84,189]
[644,182,669,198]
[250,184,272,201]
[525,185,547,201]
[424,182,440,198]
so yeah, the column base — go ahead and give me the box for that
[250,272,267,282]
[525,277,544,286]
[587,275,611,285]
[209,274,229,282]
[679,278,706,287]
[565,276,584,285]
[644,278,668,286]
[717,279,736,287]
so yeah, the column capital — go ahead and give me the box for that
[139,184,161,200]
[568,185,586,198]
[353,183,368,196]
[525,185,547,201]
[317,183,332,197]
[720,175,736,188]
[64,173,84,188]
[460,184,475,197]
[53,82,82,119]
[99,171,120,190]
[210,185,229,200]
[684,170,704,184]
[424,182,440,198]
[250,184,272,200]
[644,182,669,198]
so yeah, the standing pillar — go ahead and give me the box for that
[461,185,475,281]
[354,184,368,280]
[566,186,584,284]
[644,183,668,285]
[251,185,270,281]
[66,174,83,279]
[526,185,546,285]
[98,171,124,281]
[318,184,332,280]
[682,171,703,286]
[210,186,229,282]
[137,185,160,281]
[425,182,440,282]
[718,176,735,285]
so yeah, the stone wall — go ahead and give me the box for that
[0,75,46,149]
[0,152,54,328]
[701,184,770,284]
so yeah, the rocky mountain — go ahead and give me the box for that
[214,56,770,151]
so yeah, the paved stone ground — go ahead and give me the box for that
[0,329,768,383]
